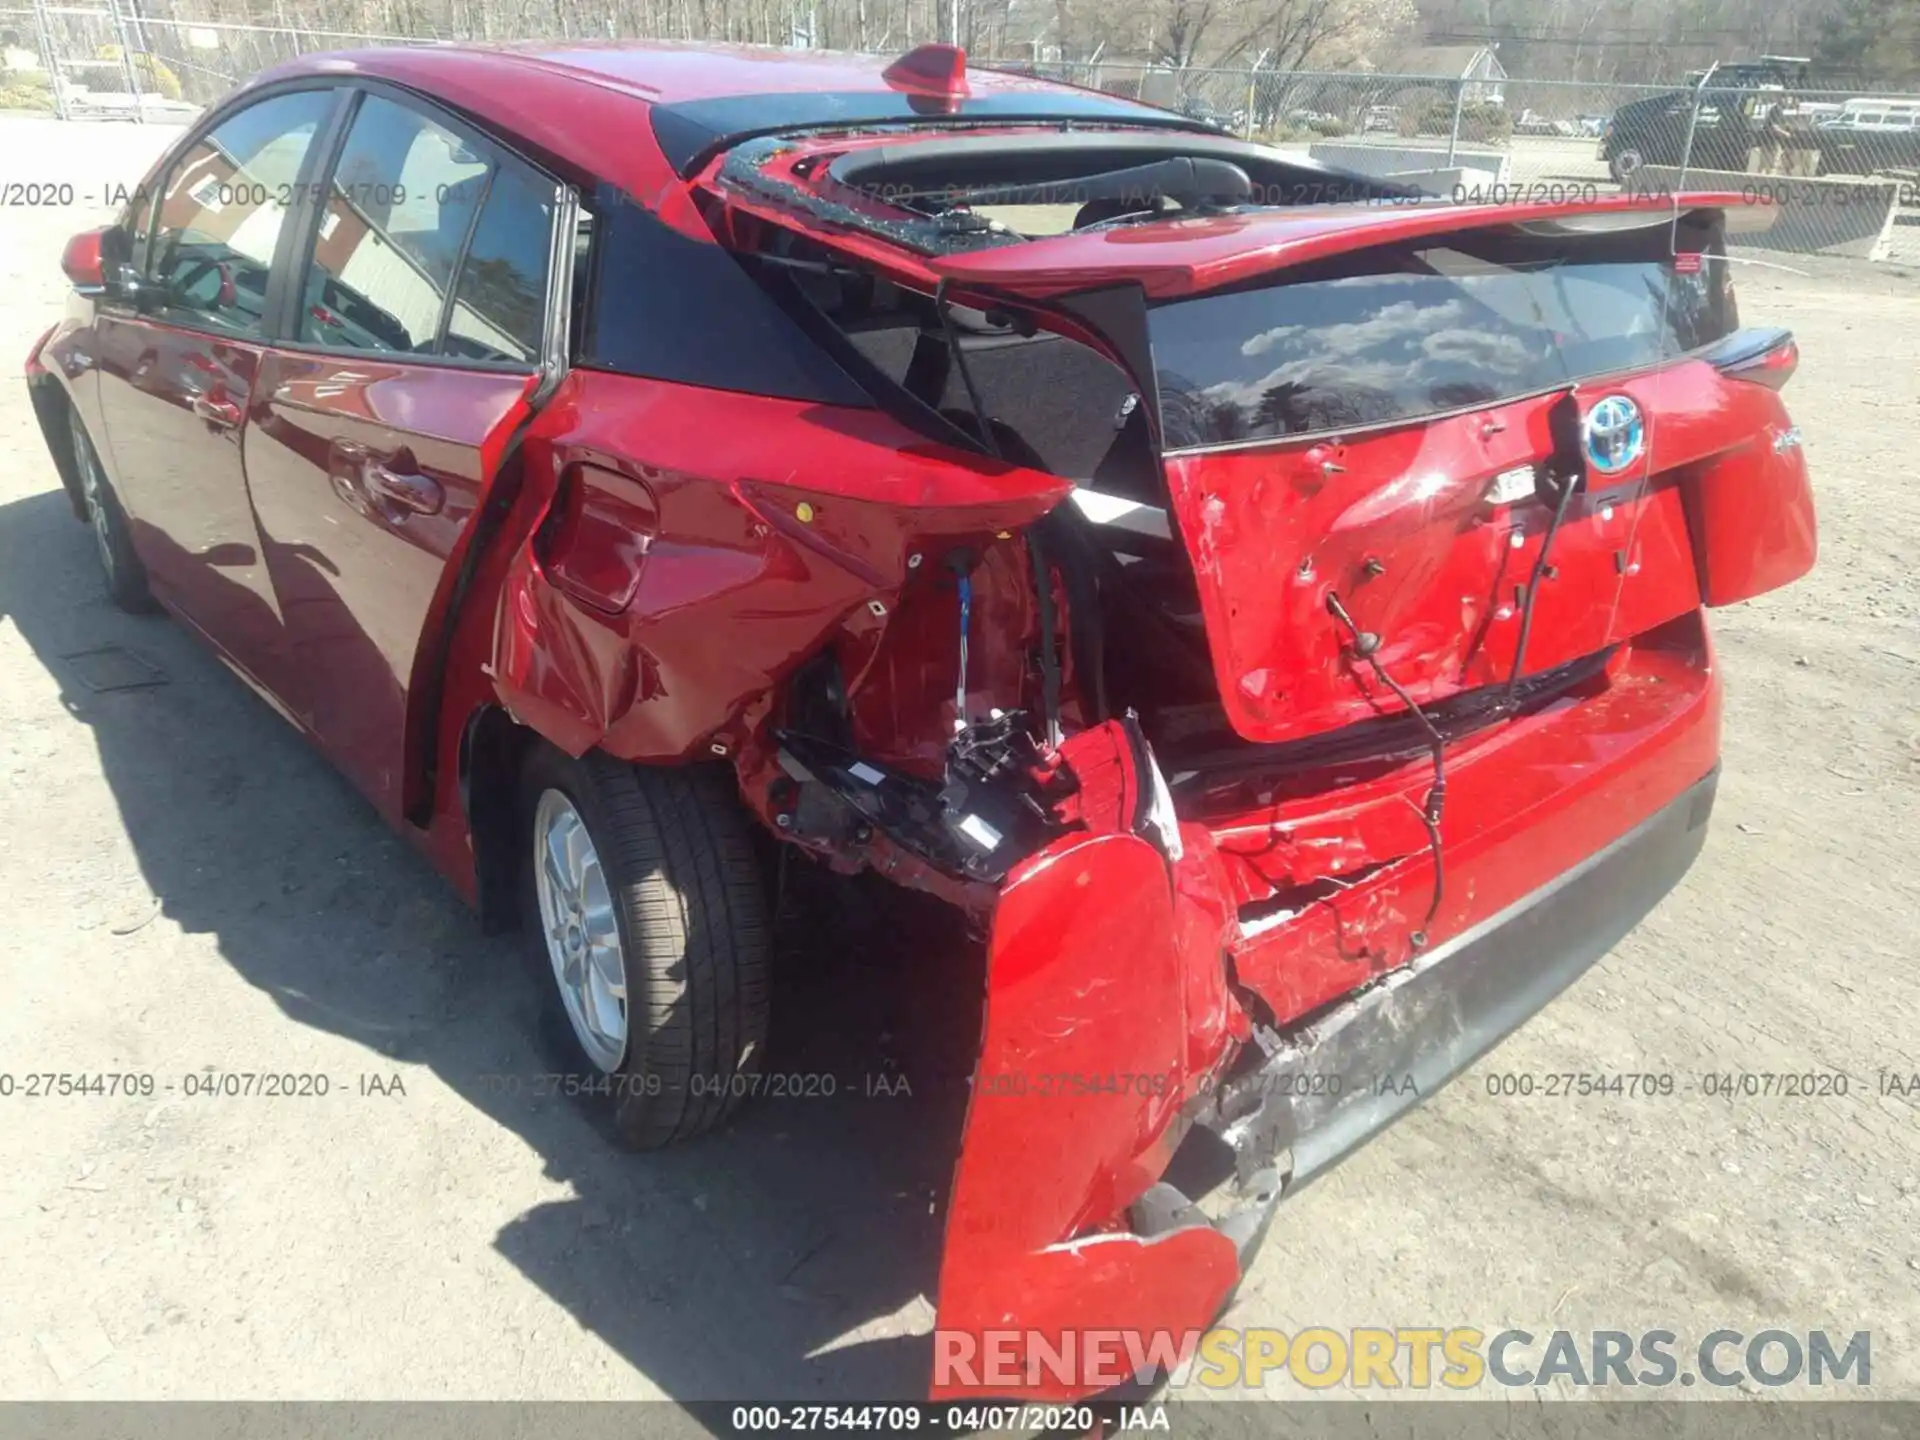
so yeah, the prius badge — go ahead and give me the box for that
[1582,394,1645,475]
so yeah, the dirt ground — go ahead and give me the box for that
[1,115,1917,1412]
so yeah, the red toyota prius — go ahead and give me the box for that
[26,39,1815,1399]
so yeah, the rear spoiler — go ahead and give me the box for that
[927,191,1765,300]
[649,90,1224,177]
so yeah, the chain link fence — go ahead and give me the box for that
[988,59,1920,262]
[0,3,436,118]
[3,2,1918,262]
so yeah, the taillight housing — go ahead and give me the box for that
[1703,326,1798,390]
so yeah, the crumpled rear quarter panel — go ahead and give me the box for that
[489,369,1069,762]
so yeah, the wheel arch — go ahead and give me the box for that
[27,370,88,523]
[459,702,539,935]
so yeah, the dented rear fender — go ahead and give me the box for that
[484,369,1070,764]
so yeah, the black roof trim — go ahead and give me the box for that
[650,89,1218,176]
[823,128,1406,202]
[578,182,874,407]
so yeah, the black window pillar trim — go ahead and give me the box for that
[266,75,578,359]
[405,177,578,827]
[269,84,361,344]
[538,181,579,393]
[430,163,500,355]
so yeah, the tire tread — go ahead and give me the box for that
[558,753,769,1148]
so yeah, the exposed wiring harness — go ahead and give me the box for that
[933,278,999,462]
[1326,591,1448,949]
[933,278,1064,747]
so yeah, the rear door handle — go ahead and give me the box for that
[363,462,444,517]
[192,393,243,428]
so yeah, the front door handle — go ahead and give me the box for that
[192,392,243,429]
[363,462,444,517]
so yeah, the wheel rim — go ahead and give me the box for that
[532,788,628,1072]
[70,420,115,578]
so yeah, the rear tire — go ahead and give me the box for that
[517,746,771,1148]
[66,408,154,613]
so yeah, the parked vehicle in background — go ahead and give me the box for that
[1177,96,1237,131]
[1816,99,1920,173]
[1362,103,1399,132]
[1576,112,1611,137]
[1600,54,1810,178]
[1823,98,1920,131]
[1515,108,1576,136]
[27,39,1817,1402]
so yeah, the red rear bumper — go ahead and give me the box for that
[932,615,1720,1400]
[1224,611,1721,1026]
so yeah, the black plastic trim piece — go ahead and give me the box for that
[1701,325,1794,373]
[1169,645,1616,780]
[650,91,1219,177]
[576,185,874,407]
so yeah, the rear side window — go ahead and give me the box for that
[445,164,554,364]
[294,93,553,364]
[146,89,336,339]
[1152,216,1735,449]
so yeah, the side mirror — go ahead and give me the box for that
[107,261,158,310]
[60,227,110,293]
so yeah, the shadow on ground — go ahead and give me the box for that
[0,485,984,1410]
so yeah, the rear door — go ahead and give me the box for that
[91,86,339,683]
[244,86,561,820]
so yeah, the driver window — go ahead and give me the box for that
[147,89,336,339]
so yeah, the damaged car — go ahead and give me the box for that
[29,39,1816,1400]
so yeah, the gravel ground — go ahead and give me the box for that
[1,115,1917,1411]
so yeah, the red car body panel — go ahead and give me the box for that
[245,354,536,820]
[1160,358,1808,746]
[86,311,282,668]
[1223,614,1723,1022]
[924,192,1764,299]
[24,41,1819,1404]
[490,367,1069,767]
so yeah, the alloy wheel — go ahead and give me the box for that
[532,788,629,1072]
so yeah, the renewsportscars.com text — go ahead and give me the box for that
[932,1327,1872,1393]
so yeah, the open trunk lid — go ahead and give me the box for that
[700,157,1776,746]
[932,198,1763,745]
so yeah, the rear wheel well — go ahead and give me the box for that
[463,711,767,935]
[461,705,537,934]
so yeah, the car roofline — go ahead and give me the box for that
[650,91,1216,177]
